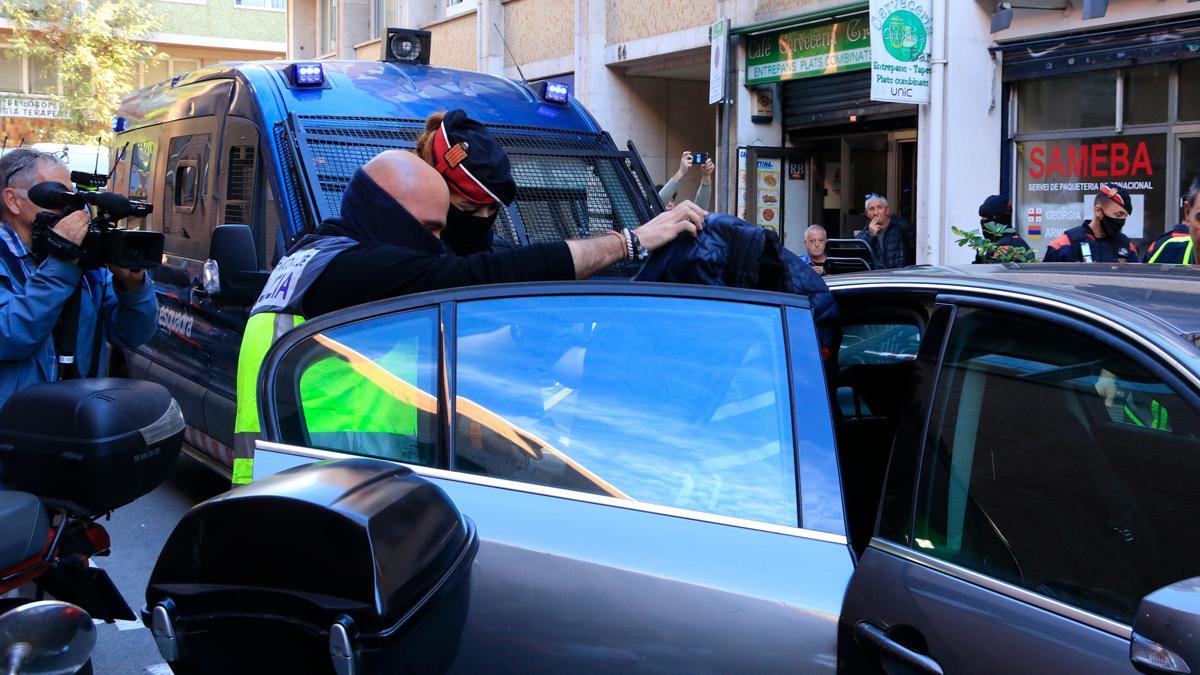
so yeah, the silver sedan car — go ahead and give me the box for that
[236,264,1200,674]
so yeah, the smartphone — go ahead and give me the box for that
[692,152,708,165]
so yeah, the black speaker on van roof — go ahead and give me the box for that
[382,28,431,66]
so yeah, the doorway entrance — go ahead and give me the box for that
[804,129,917,239]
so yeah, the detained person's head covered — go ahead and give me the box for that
[415,109,517,255]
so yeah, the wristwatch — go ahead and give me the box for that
[628,229,649,261]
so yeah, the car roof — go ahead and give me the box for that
[119,59,600,133]
[828,263,1200,341]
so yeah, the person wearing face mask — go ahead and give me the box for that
[1145,179,1200,265]
[413,110,516,256]
[230,149,707,484]
[1043,183,1140,263]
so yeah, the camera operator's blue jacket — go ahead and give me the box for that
[0,221,157,409]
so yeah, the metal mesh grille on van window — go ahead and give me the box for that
[285,115,659,275]
[223,144,256,225]
[274,121,316,235]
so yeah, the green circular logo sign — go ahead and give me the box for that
[881,10,927,62]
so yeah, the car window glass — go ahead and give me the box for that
[838,322,921,419]
[272,309,439,466]
[914,308,1200,625]
[786,307,843,535]
[840,323,920,366]
[454,296,800,527]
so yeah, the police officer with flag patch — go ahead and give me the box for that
[414,110,517,256]
[1043,183,1140,263]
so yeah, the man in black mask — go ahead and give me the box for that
[232,151,705,482]
[1044,183,1140,263]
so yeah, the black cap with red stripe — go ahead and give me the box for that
[430,110,516,206]
[1099,182,1134,215]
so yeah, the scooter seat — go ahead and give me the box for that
[0,490,49,571]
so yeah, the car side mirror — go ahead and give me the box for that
[1131,576,1200,674]
[0,600,97,675]
[205,224,268,307]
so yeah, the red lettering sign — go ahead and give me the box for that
[1026,141,1155,179]
[1031,146,1045,178]
[1110,143,1129,176]
[1133,142,1152,175]
[1067,146,1087,176]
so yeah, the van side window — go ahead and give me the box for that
[163,133,212,260]
[118,139,156,230]
[129,141,155,199]
[174,161,198,211]
[224,144,256,225]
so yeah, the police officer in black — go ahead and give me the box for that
[1043,183,1140,263]
[974,194,1032,263]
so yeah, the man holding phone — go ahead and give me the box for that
[659,150,715,210]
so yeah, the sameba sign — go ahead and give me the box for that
[1028,140,1154,179]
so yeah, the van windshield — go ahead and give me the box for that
[280,116,658,275]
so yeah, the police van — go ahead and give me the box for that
[109,31,661,476]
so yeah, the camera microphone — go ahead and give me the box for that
[28,182,75,211]
[28,182,138,219]
[93,191,132,219]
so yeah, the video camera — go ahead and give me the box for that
[28,182,163,270]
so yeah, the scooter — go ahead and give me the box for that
[0,378,185,670]
[0,488,131,624]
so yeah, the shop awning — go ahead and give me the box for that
[994,15,1200,82]
[731,2,867,36]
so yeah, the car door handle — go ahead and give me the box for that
[854,622,944,675]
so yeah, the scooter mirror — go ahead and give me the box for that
[0,601,96,675]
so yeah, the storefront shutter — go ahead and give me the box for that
[997,16,1200,82]
[782,71,911,127]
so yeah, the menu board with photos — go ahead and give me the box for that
[737,148,748,221]
[756,157,781,230]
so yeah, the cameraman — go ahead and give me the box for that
[0,149,157,409]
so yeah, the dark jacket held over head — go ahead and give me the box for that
[636,214,840,352]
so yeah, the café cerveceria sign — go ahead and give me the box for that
[745,16,870,86]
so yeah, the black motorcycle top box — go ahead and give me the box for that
[145,458,478,675]
[0,379,184,515]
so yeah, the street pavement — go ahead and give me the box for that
[89,452,229,675]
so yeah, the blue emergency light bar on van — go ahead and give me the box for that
[540,81,570,105]
[289,63,326,87]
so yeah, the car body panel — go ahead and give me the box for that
[832,268,1200,674]
[841,543,1134,674]
[424,476,850,674]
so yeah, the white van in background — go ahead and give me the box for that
[0,143,110,179]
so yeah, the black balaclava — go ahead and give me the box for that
[316,168,445,256]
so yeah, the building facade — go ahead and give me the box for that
[0,0,286,146]
[289,0,1200,263]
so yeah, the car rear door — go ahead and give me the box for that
[841,298,1200,674]
[256,284,854,673]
